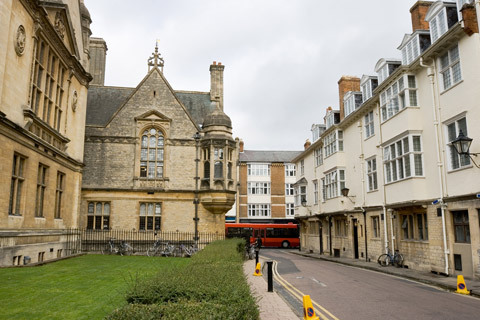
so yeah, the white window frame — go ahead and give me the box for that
[300,160,305,176]
[366,157,378,192]
[324,130,343,158]
[248,204,271,218]
[314,147,323,166]
[440,45,461,91]
[401,35,420,65]
[445,116,470,171]
[247,163,270,176]
[286,203,295,217]
[294,185,307,206]
[285,183,294,196]
[429,8,448,43]
[380,75,417,122]
[361,80,372,102]
[247,182,271,195]
[285,164,296,177]
[364,111,375,139]
[321,169,345,201]
[313,180,318,204]
[383,135,424,184]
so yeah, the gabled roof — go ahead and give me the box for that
[86,82,214,127]
[239,150,302,163]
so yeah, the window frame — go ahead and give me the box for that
[285,164,296,177]
[285,203,295,217]
[324,130,343,158]
[54,171,65,219]
[321,169,345,201]
[248,204,271,218]
[380,75,418,122]
[400,212,428,241]
[140,127,165,179]
[366,157,378,192]
[35,164,48,218]
[453,210,470,243]
[314,147,323,166]
[445,116,470,171]
[87,201,111,230]
[285,183,294,196]
[247,163,270,176]
[383,135,424,184]
[372,216,380,238]
[247,182,271,195]
[139,202,162,231]
[440,44,462,91]
[364,111,375,139]
[9,154,26,216]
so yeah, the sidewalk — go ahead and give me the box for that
[291,250,480,298]
[244,258,300,320]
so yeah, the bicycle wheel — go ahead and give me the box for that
[377,254,391,266]
[394,253,404,267]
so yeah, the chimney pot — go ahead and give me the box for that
[410,1,432,32]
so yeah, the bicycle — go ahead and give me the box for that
[161,242,176,257]
[377,249,404,267]
[102,238,119,255]
[179,244,197,257]
[147,239,164,256]
[118,241,134,256]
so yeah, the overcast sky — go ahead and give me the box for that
[85,0,421,151]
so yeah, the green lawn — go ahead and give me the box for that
[0,254,189,320]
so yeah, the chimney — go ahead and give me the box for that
[89,37,108,86]
[304,139,311,150]
[410,1,432,32]
[210,61,225,111]
[461,4,479,36]
[239,140,244,153]
[337,76,360,120]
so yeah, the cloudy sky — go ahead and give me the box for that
[85,0,420,151]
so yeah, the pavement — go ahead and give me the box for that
[244,250,480,320]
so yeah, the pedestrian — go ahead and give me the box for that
[255,236,262,251]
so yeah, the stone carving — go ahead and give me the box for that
[72,91,78,112]
[15,25,26,56]
[55,12,66,39]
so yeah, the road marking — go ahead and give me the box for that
[271,260,339,320]
[311,278,327,287]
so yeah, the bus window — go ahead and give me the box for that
[253,228,264,238]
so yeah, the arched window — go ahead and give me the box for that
[140,128,164,178]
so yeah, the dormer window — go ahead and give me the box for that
[344,91,363,117]
[360,76,378,102]
[311,124,326,142]
[375,59,402,85]
[399,32,431,66]
[425,2,459,43]
[325,110,340,129]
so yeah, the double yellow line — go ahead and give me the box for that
[270,260,339,320]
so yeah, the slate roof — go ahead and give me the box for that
[239,150,302,163]
[86,86,134,126]
[175,91,215,127]
[86,87,215,127]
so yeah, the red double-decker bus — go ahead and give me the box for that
[225,223,299,248]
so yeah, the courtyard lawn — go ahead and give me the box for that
[0,254,189,320]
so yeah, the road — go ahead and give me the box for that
[260,249,480,320]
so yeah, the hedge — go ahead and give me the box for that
[106,239,259,320]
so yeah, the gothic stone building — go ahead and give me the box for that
[82,42,238,235]
[0,0,92,266]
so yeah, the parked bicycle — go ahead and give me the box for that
[147,239,164,257]
[179,244,197,257]
[377,249,404,267]
[102,238,134,256]
[161,242,176,257]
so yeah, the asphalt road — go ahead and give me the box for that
[260,249,480,320]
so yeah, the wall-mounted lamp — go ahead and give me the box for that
[301,199,307,207]
[451,130,479,168]
[341,187,356,203]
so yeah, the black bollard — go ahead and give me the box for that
[255,250,259,265]
[267,261,273,292]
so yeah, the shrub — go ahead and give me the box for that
[107,239,259,320]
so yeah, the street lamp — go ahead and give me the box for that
[193,132,201,245]
[341,187,355,203]
[451,130,479,168]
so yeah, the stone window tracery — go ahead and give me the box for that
[140,128,164,179]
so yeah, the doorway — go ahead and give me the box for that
[353,219,359,259]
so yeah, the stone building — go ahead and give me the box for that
[235,141,301,224]
[295,0,480,279]
[82,41,238,235]
[0,0,92,266]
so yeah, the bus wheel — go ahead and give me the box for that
[282,241,290,248]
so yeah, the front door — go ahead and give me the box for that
[319,224,324,255]
[353,219,359,259]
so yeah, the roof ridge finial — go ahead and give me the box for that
[148,39,164,72]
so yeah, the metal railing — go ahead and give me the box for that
[68,229,224,254]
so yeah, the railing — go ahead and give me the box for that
[70,229,224,254]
